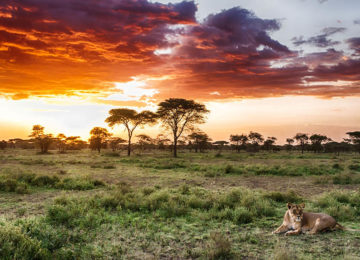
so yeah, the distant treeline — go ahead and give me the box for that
[1,130,359,155]
[0,98,359,156]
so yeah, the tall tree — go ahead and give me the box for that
[229,134,248,152]
[294,133,309,154]
[29,125,53,153]
[105,108,157,156]
[346,131,360,153]
[89,127,111,153]
[157,98,209,157]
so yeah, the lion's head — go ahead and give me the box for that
[287,203,305,222]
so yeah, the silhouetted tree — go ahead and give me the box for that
[89,127,111,153]
[294,133,309,154]
[0,140,7,150]
[346,131,360,153]
[157,98,209,157]
[136,134,154,151]
[230,134,248,152]
[263,137,277,151]
[248,132,264,152]
[155,134,171,150]
[29,125,53,153]
[188,131,212,153]
[286,138,294,151]
[213,140,229,154]
[105,108,157,156]
[310,134,329,153]
[108,137,126,152]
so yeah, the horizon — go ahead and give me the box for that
[0,0,359,142]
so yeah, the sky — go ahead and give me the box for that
[0,0,359,143]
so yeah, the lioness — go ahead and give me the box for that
[273,203,344,236]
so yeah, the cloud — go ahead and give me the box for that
[292,27,346,48]
[347,37,360,55]
[0,1,359,102]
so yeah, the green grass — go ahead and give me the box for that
[0,149,360,259]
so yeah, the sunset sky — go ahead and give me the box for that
[0,0,359,143]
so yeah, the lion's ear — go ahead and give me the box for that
[300,203,305,209]
[287,203,293,209]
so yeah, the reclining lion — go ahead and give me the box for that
[273,203,345,236]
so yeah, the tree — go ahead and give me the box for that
[263,137,277,151]
[294,133,309,154]
[108,137,126,152]
[309,134,329,153]
[188,131,212,153]
[89,127,111,153]
[286,138,294,152]
[213,140,229,154]
[229,134,248,152]
[155,134,171,150]
[136,134,154,151]
[0,140,7,150]
[29,125,53,153]
[105,108,157,156]
[56,133,67,152]
[248,131,264,152]
[157,98,209,157]
[346,131,360,153]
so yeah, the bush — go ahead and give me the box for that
[15,183,30,194]
[32,176,60,187]
[206,232,233,260]
[348,164,360,172]
[313,191,360,221]
[264,190,303,203]
[233,207,253,224]
[0,224,48,260]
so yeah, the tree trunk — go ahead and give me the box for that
[173,137,177,157]
[127,140,131,156]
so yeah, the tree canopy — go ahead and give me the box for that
[157,98,209,157]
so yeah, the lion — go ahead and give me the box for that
[272,203,345,236]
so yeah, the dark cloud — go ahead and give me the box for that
[292,27,346,48]
[354,19,360,25]
[0,1,359,100]
[346,37,360,56]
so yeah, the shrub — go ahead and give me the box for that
[206,232,233,260]
[0,224,48,260]
[264,190,303,203]
[348,164,360,172]
[15,183,30,194]
[233,207,253,224]
[0,179,17,192]
[32,176,60,187]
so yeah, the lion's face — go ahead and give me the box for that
[287,203,305,222]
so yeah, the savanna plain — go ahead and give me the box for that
[1,149,360,259]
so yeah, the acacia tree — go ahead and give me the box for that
[188,131,212,153]
[294,133,309,154]
[263,137,277,151]
[346,131,360,153]
[136,134,154,151]
[213,140,229,154]
[157,98,209,157]
[286,138,294,152]
[310,134,329,153]
[229,134,248,152]
[89,127,111,153]
[29,125,53,153]
[108,137,126,152]
[105,108,157,156]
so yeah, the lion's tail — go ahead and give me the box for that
[335,223,360,232]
